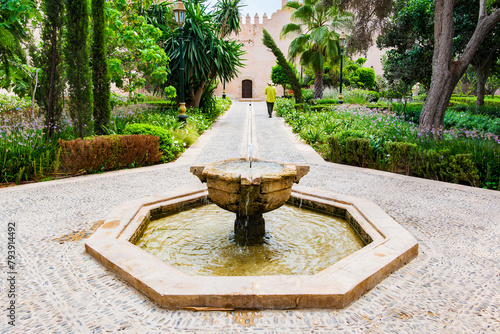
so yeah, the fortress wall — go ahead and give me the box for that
[215,1,384,100]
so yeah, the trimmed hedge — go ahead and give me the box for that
[386,142,480,186]
[58,135,161,173]
[327,137,481,186]
[124,123,184,162]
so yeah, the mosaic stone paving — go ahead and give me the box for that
[0,102,498,333]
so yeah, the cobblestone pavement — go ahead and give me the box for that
[1,102,499,333]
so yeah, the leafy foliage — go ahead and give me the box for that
[323,0,394,53]
[153,0,244,107]
[106,0,170,96]
[92,0,111,135]
[275,98,500,189]
[377,0,435,91]
[65,0,93,138]
[271,62,290,93]
[281,0,353,99]
[0,0,39,94]
[38,0,65,136]
[124,123,184,162]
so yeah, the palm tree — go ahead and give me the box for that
[281,0,353,99]
[215,0,244,38]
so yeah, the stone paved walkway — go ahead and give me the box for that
[1,102,499,333]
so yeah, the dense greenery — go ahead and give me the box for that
[0,94,231,185]
[106,0,170,97]
[38,0,64,136]
[91,0,111,135]
[342,58,376,90]
[152,0,244,108]
[124,123,183,162]
[281,0,353,99]
[276,98,500,190]
[65,0,93,138]
[0,0,39,95]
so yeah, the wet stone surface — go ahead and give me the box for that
[0,102,499,333]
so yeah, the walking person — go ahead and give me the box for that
[264,81,277,118]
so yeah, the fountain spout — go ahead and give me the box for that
[190,158,309,244]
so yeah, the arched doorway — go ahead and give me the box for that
[242,80,252,98]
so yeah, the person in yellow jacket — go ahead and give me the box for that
[264,81,277,118]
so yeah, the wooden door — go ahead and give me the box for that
[242,80,252,98]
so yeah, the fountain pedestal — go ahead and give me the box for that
[234,213,265,244]
[190,158,310,244]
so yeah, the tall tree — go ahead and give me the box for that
[419,0,500,133]
[281,0,353,99]
[215,0,243,38]
[262,28,303,103]
[377,0,435,91]
[0,0,39,94]
[107,0,169,97]
[323,0,394,53]
[156,0,244,107]
[65,0,93,138]
[39,0,64,136]
[471,25,500,107]
[92,0,111,135]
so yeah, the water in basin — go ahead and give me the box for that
[135,203,365,276]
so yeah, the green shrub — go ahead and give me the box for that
[316,98,338,105]
[444,112,500,135]
[309,105,334,112]
[294,103,307,112]
[449,104,500,119]
[386,141,418,174]
[124,123,184,162]
[380,90,403,99]
[366,91,380,103]
[328,131,374,167]
[356,67,376,90]
[145,100,177,113]
[410,149,480,186]
[344,90,377,104]
[301,88,314,103]
[393,103,423,124]
[274,99,499,189]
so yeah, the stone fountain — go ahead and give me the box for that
[190,157,310,244]
[85,104,418,309]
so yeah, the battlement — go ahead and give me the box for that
[239,0,299,26]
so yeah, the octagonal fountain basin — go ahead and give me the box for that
[134,203,366,277]
[85,185,418,309]
[190,158,310,244]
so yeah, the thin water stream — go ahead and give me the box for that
[213,160,285,175]
[247,103,254,168]
[135,204,365,276]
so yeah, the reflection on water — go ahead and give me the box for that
[135,204,365,276]
[213,160,285,175]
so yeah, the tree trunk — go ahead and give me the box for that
[313,70,323,100]
[193,81,205,108]
[419,0,457,133]
[419,0,500,133]
[420,71,457,132]
[475,65,486,107]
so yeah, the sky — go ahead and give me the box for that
[206,0,284,20]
